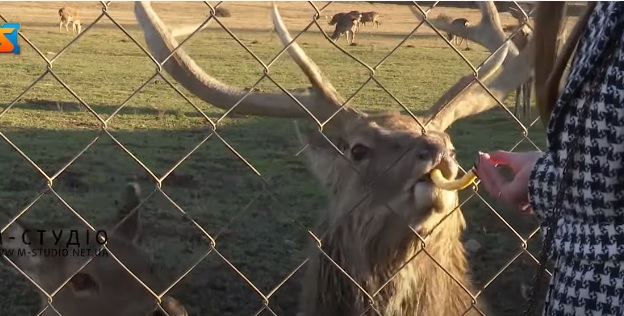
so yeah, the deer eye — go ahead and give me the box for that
[350,144,370,161]
[449,149,457,158]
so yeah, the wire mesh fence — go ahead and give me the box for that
[0,1,560,315]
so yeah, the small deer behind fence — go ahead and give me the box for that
[0,183,187,316]
[135,0,533,314]
[327,10,362,32]
[329,13,360,45]
[58,7,82,35]
[439,15,471,49]
[360,11,380,28]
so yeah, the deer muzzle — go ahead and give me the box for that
[429,154,478,191]
[430,168,477,191]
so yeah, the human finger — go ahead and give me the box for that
[476,155,529,206]
[519,202,534,214]
[474,155,506,197]
[486,150,521,170]
[488,150,544,175]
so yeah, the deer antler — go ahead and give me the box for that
[506,4,534,51]
[411,2,517,57]
[410,2,533,131]
[134,1,363,124]
[508,4,535,24]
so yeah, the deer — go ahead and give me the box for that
[444,17,471,49]
[327,11,362,32]
[58,7,82,35]
[359,11,380,29]
[134,0,532,315]
[326,12,360,45]
[347,10,362,32]
[0,182,188,316]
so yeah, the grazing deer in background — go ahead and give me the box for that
[325,12,361,45]
[327,11,362,32]
[446,17,470,49]
[0,183,188,316]
[346,10,362,32]
[135,0,532,314]
[330,13,360,45]
[58,7,82,35]
[359,11,380,28]
[345,10,362,32]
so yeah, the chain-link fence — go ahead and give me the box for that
[0,1,567,315]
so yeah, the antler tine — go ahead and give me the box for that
[134,1,348,120]
[410,2,518,59]
[428,43,532,131]
[410,1,532,131]
[270,3,365,124]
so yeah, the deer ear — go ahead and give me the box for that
[293,121,346,188]
[114,182,143,243]
[68,272,100,297]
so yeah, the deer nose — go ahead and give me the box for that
[416,142,444,165]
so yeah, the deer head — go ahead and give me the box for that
[134,1,533,313]
[0,183,187,316]
[134,0,533,246]
[505,5,534,51]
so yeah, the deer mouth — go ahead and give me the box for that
[415,155,458,188]
[434,155,458,180]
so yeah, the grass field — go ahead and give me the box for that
[0,1,568,315]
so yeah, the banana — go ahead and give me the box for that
[429,167,478,191]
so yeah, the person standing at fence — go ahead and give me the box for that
[474,2,624,316]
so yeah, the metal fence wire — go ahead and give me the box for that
[0,1,555,315]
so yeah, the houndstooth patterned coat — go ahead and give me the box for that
[528,2,624,315]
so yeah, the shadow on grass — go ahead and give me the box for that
[0,110,546,315]
[8,98,203,118]
[6,97,422,119]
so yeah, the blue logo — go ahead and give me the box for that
[0,23,21,54]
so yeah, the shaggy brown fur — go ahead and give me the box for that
[297,112,488,315]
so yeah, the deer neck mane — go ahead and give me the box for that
[317,197,475,315]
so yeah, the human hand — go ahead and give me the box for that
[474,150,544,213]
